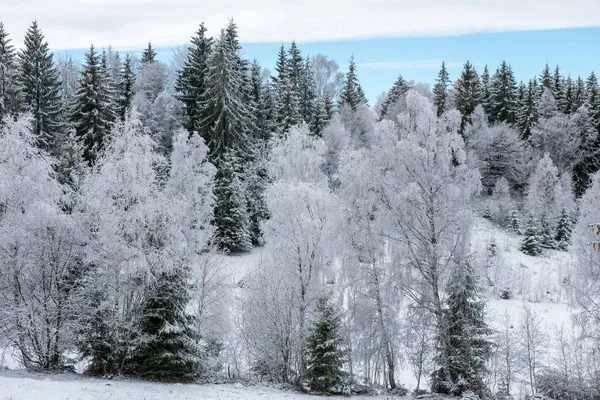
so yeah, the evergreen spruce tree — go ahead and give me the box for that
[432,261,492,397]
[433,62,451,118]
[0,22,20,122]
[586,72,600,134]
[496,377,513,400]
[70,44,116,165]
[573,76,586,110]
[480,65,492,117]
[249,59,274,142]
[140,42,157,64]
[572,105,600,197]
[489,61,518,124]
[520,215,542,256]
[299,56,317,128]
[516,79,539,139]
[17,21,63,152]
[117,54,135,120]
[552,65,565,111]
[198,30,253,163]
[339,56,367,111]
[127,266,205,381]
[381,73,410,119]
[555,208,572,251]
[509,207,521,235]
[454,60,481,133]
[564,76,574,114]
[175,23,213,132]
[213,150,252,252]
[306,293,346,394]
[287,41,304,92]
[539,216,557,249]
[272,45,300,133]
[540,64,553,94]
[312,96,331,136]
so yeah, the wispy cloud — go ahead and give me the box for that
[1,0,599,49]
[357,60,464,70]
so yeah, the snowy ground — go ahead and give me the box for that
[0,218,575,398]
[0,370,399,400]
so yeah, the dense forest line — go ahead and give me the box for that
[1,19,600,399]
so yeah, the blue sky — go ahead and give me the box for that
[237,28,600,103]
[7,0,592,104]
[58,28,597,104]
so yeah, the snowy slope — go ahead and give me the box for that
[0,371,392,400]
[0,218,574,397]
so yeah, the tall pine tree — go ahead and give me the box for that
[0,22,20,122]
[454,60,481,133]
[175,23,213,132]
[339,56,367,111]
[489,61,518,124]
[117,54,135,120]
[433,62,451,117]
[140,42,157,64]
[380,73,410,120]
[17,21,62,152]
[272,45,300,134]
[516,79,539,139]
[70,44,116,165]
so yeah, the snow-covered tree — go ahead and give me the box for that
[117,54,135,120]
[489,61,518,125]
[432,261,492,397]
[433,62,450,117]
[0,115,80,370]
[198,28,252,163]
[571,171,600,338]
[380,73,410,120]
[0,22,21,122]
[70,44,116,165]
[516,79,539,139]
[468,110,527,191]
[17,21,62,152]
[339,56,367,111]
[520,214,542,256]
[140,42,157,65]
[454,61,481,133]
[306,293,346,394]
[311,53,344,103]
[75,111,171,375]
[175,23,213,132]
[272,45,300,134]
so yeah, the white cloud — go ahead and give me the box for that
[1,0,599,50]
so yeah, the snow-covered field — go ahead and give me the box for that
[0,371,395,400]
[0,218,576,398]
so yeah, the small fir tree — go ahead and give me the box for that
[127,267,205,381]
[306,293,346,394]
[555,208,572,251]
[432,261,492,397]
[117,54,135,120]
[140,42,157,64]
[339,56,367,111]
[521,215,542,256]
[381,73,410,119]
